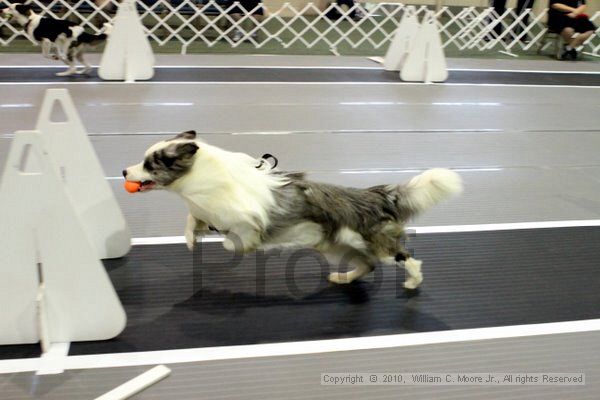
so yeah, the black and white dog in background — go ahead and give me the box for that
[1,2,111,76]
[124,131,463,290]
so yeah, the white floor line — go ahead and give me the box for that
[132,236,223,245]
[2,319,599,374]
[447,68,600,75]
[0,65,598,74]
[130,219,600,246]
[0,81,598,88]
[412,219,600,234]
[0,65,383,70]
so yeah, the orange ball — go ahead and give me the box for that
[124,180,142,193]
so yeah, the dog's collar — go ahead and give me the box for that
[256,153,278,170]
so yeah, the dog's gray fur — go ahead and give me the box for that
[265,174,412,261]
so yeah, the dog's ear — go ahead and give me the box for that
[159,142,199,168]
[174,142,199,158]
[15,4,33,15]
[174,130,197,140]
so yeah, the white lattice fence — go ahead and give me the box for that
[1,0,599,56]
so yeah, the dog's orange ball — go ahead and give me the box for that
[124,180,142,193]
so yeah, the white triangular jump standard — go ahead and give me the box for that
[36,89,131,259]
[0,131,126,349]
[99,0,155,82]
[400,11,448,83]
[383,6,419,72]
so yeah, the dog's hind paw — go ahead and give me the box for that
[223,238,236,252]
[56,70,76,77]
[77,67,92,75]
[328,272,350,284]
[403,276,422,290]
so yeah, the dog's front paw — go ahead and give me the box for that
[328,272,349,285]
[185,231,197,251]
[403,275,423,290]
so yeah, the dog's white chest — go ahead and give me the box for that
[184,200,225,229]
[26,22,36,41]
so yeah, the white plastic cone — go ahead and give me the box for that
[99,0,155,81]
[383,6,419,71]
[0,131,126,346]
[400,11,448,83]
[35,89,131,260]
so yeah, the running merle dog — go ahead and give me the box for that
[124,132,463,289]
[1,3,111,76]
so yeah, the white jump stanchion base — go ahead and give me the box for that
[37,342,70,375]
[400,11,448,83]
[94,365,171,400]
[383,6,419,72]
[0,130,126,349]
[99,0,154,81]
[35,89,131,259]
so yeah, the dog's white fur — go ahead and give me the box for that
[126,139,462,288]
[127,140,289,251]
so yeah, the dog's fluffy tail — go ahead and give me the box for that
[396,168,463,216]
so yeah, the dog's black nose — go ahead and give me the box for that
[122,169,127,178]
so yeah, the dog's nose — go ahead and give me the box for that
[122,169,127,178]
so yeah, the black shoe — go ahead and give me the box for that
[569,48,578,60]
[560,46,572,60]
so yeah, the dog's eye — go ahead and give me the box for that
[143,160,153,172]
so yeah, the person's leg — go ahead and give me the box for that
[559,27,577,60]
[336,0,356,18]
[249,13,263,40]
[570,30,593,48]
[93,0,114,27]
[491,0,507,35]
[515,0,533,36]
[230,13,243,42]
[565,30,594,59]
[336,0,354,8]
[560,27,575,42]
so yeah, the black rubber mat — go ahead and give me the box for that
[2,226,600,359]
[1,67,599,86]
